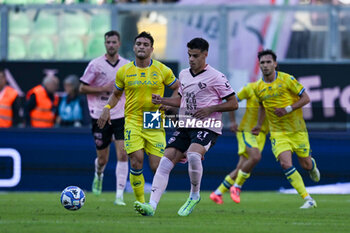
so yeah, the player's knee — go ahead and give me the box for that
[97,157,108,166]
[280,161,292,170]
[117,150,128,162]
[250,150,261,162]
[251,155,261,164]
[129,158,143,170]
[300,158,313,171]
[149,162,159,173]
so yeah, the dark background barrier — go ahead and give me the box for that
[1,62,350,191]
[0,128,349,191]
[1,61,349,125]
[279,63,350,126]
[0,61,179,96]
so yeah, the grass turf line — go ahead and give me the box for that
[0,191,349,233]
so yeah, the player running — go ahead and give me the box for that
[134,37,238,217]
[210,81,269,204]
[97,31,179,204]
[252,49,320,209]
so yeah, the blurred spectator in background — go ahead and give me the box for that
[24,75,59,128]
[0,68,21,128]
[80,30,129,205]
[57,75,89,127]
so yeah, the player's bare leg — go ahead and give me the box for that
[210,156,244,204]
[231,147,261,203]
[92,146,110,195]
[279,151,317,208]
[298,156,320,183]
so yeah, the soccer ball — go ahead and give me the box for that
[60,186,85,211]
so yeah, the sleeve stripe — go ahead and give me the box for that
[115,84,124,91]
[167,78,177,87]
[298,88,305,96]
[222,92,235,100]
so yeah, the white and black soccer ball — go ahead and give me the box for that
[60,186,85,211]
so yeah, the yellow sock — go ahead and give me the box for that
[130,168,145,203]
[217,175,235,194]
[284,166,308,199]
[235,169,251,187]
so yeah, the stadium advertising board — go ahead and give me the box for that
[0,128,348,191]
[279,63,350,127]
[0,61,178,96]
[0,62,348,126]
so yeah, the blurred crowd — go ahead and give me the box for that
[0,0,179,4]
[0,68,90,128]
[0,0,348,5]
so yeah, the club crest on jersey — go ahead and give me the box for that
[151,71,158,79]
[198,82,207,89]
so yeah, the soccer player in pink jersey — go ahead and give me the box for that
[79,31,129,206]
[134,37,238,216]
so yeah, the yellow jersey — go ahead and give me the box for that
[237,82,268,134]
[254,71,307,134]
[115,59,176,127]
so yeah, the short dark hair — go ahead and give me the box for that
[258,49,277,61]
[134,31,154,47]
[187,38,209,52]
[104,30,121,41]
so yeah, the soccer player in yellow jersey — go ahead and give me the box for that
[98,31,179,204]
[252,49,320,209]
[210,81,269,204]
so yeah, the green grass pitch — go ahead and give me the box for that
[0,191,349,233]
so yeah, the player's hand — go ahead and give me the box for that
[159,104,170,111]
[152,94,162,105]
[251,125,261,136]
[97,108,111,129]
[193,107,212,119]
[274,108,287,117]
[229,122,238,133]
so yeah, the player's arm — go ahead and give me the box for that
[152,94,181,107]
[79,82,113,94]
[97,87,123,128]
[229,111,238,132]
[152,79,181,107]
[193,94,238,119]
[229,95,242,132]
[252,103,265,135]
[79,63,113,94]
[274,90,310,117]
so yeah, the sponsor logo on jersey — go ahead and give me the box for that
[151,71,158,79]
[128,80,158,86]
[126,74,137,78]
